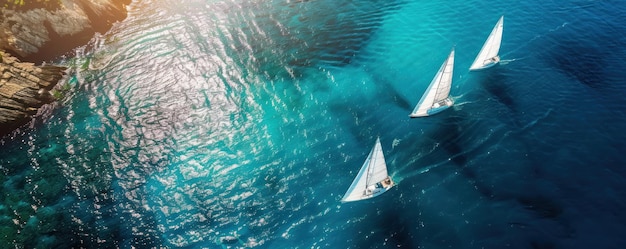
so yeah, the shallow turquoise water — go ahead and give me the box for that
[2,0,626,248]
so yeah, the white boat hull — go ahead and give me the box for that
[342,178,394,202]
[469,56,500,71]
[409,98,454,118]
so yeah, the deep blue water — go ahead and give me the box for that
[2,0,626,248]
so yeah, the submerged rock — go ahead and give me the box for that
[0,51,66,137]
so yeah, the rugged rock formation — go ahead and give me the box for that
[0,0,130,137]
[0,51,66,137]
[1,0,130,63]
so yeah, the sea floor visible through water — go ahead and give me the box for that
[2,0,626,248]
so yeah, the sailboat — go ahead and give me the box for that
[409,48,455,118]
[341,137,394,202]
[469,16,504,71]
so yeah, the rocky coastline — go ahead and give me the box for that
[0,0,130,138]
[0,51,65,137]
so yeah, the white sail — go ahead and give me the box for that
[365,138,389,185]
[470,16,504,71]
[409,48,455,118]
[341,138,393,202]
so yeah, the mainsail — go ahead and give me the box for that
[341,138,392,202]
[470,16,504,71]
[409,48,455,118]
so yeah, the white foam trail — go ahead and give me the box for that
[451,94,479,107]
[499,58,517,65]
[393,159,449,185]
[520,108,553,131]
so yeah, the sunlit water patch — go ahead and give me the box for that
[2,0,626,248]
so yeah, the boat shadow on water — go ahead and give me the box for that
[327,78,411,143]
[399,110,575,246]
[422,112,495,198]
[355,209,418,249]
[472,69,517,112]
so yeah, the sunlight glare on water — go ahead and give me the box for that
[1,0,626,248]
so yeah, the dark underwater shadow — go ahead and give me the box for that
[326,76,412,146]
[543,19,624,90]
[549,41,608,89]
[426,111,496,198]
[516,195,564,220]
[339,88,573,249]
[229,0,405,82]
[348,197,419,249]
[407,114,573,247]
[364,211,417,248]
[374,72,416,113]
[297,0,404,68]
[473,68,517,112]
[386,106,497,199]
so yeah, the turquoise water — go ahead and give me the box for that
[2,0,626,248]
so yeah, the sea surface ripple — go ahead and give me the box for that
[1,0,626,248]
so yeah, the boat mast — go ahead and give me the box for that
[364,138,379,188]
[431,49,454,105]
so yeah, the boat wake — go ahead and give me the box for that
[448,95,485,110]
[391,139,449,185]
[502,22,569,59]
[397,160,448,182]
[498,58,517,65]
[392,159,449,185]
[450,96,476,107]
[519,108,553,132]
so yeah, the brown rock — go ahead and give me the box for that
[0,0,130,137]
[0,51,66,138]
[0,0,131,63]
